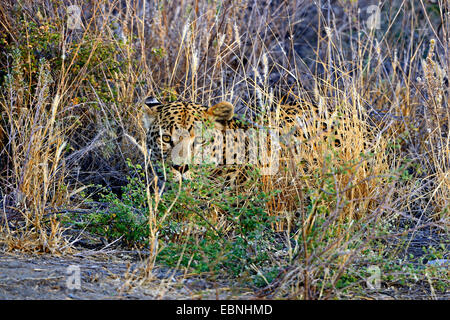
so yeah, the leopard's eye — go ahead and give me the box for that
[161,135,171,143]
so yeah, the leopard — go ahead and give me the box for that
[141,97,250,185]
[140,96,347,187]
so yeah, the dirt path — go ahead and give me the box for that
[0,224,447,300]
[1,250,448,300]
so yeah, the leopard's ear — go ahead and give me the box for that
[206,102,234,121]
[141,97,161,130]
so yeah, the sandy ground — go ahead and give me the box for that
[0,222,447,300]
[1,248,448,300]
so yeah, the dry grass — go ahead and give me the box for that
[0,58,71,253]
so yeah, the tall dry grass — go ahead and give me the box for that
[0,58,70,252]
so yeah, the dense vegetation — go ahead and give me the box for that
[0,0,448,299]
